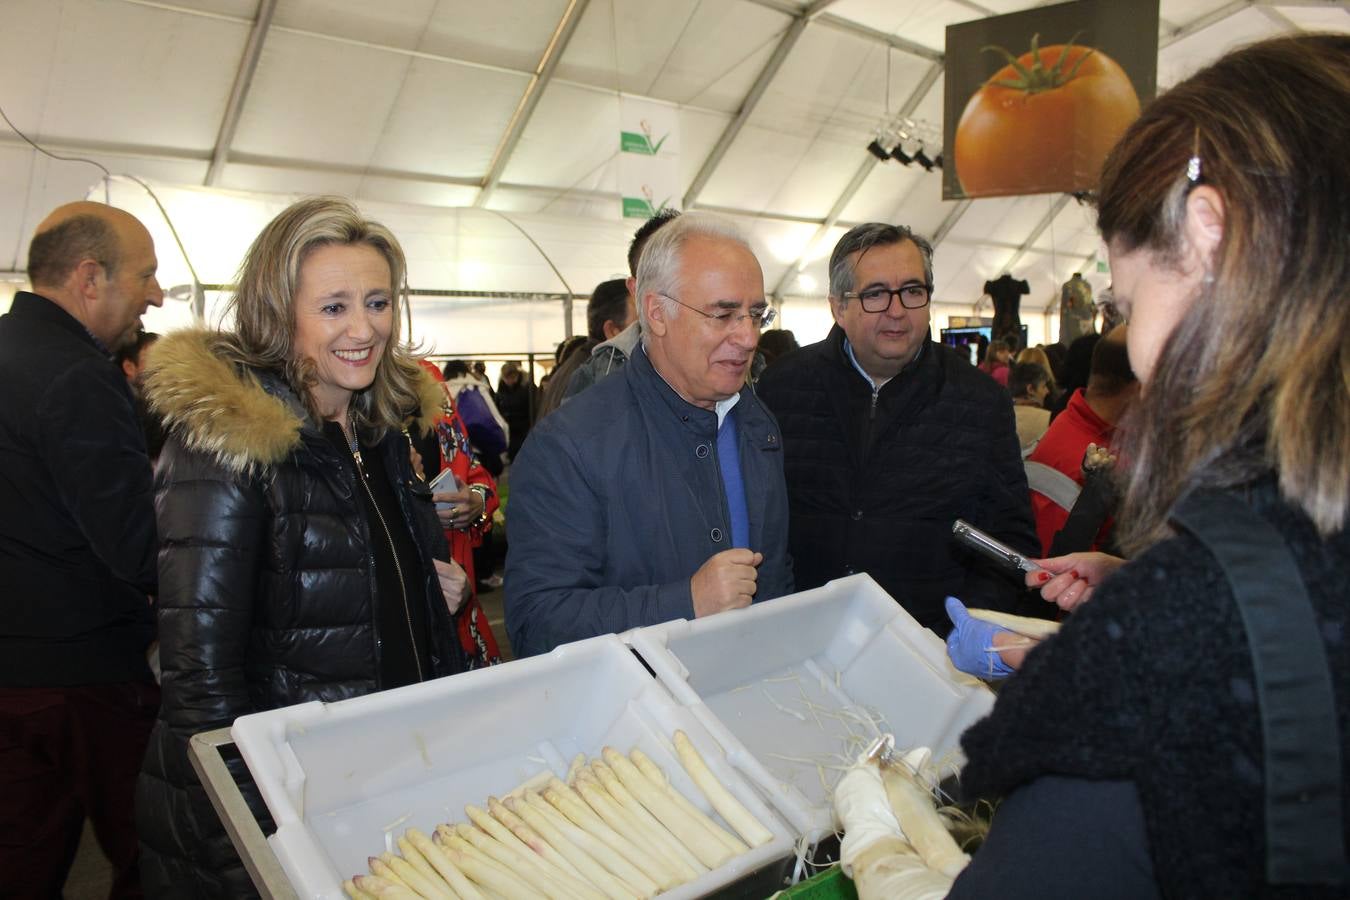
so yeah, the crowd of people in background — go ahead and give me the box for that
[1,32,1345,900]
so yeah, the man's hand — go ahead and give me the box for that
[1026,551,1127,612]
[1081,441,1117,474]
[690,549,762,618]
[434,485,485,531]
[433,558,469,615]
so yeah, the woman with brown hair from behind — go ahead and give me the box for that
[943,34,1350,899]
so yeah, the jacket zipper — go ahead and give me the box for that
[860,386,879,453]
[351,443,425,684]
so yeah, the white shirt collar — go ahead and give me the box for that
[647,345,743,426]
[843,336,924,391]
[714,392,741,428]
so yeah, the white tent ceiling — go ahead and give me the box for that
[2,0,1346,354]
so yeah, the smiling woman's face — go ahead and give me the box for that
[292,242,394,420]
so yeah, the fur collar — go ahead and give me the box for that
[143,328,444,477]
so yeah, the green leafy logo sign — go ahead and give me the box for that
[620,130,670,156]
[622,195,673,218]
[619,102,680,219]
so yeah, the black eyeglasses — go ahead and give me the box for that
[658,293,777,331]
[843,282,932,312]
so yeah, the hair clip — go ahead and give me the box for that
[1187,126,1203,183]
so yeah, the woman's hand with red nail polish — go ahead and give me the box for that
[1027,552,1128,612]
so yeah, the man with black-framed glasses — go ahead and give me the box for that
[758,222,1039,638]
[505,212,793,658]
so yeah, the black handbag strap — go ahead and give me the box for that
[1171,489,1346,886]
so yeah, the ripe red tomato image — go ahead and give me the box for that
[954,37,1141,197]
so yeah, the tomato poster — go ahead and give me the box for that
[942,0,1158,200]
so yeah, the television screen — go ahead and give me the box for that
[942,324,1031,365]
[942,326,991,366]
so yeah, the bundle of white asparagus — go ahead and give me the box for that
[345,731,774,899]
[833,740,969,900]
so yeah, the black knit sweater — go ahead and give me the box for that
[959,480,1350,898]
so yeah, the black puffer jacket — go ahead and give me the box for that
[756,327,1038,634]
[134,330,466,898]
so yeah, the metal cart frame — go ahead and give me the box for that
[188,727,299,899]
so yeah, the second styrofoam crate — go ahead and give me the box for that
[230,634,795,898]
[626,574,995,841]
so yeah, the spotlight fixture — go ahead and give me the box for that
[864,115,943,172]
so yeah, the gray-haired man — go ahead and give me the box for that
[506,213,793,657]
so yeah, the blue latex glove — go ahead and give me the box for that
[945,596,1014,679]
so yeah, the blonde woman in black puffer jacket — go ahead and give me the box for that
[134,198,469,898]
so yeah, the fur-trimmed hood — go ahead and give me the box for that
[143,328,444,476]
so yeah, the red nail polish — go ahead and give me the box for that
[1036,572,1051,583]
[1070,570,1080,579]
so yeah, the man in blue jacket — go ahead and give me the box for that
[505,213,793,657]
[0,202,163,896]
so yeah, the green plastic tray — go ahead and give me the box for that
[774,865,858,900]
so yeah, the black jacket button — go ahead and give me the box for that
[710,528,723,542]
[695,444,709,459]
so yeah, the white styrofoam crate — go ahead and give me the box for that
[231,634,796,899]
[625,574,996,841]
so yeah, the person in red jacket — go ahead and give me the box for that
[416,359,503,667]
[1024,325,1138,555]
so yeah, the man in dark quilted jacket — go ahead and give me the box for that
[757,223,1039,636]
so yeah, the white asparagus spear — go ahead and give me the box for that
[573,769,697,884]
[877,760,970,878]
[467,802,586,889]
[456,821,587,900]
[488,796,589,884]
[506,769,556,801]
[448,824,532,887]
[627,750,667,787]
[967,608,1061,639]
[589,761,707,878]
[397,837,459,899]
[344,879,377,900]
[439,827,540,897]
[407,829,486,900]
[544,778,681,890]
[382,852,456,900]
[522,791,658,898]
[566,753,587,784]
[601,748,734,869]
[672,730,774,848]
[354,873,423,899]
[436,834,540,900]
[369,857,412,890]
[627,748,746,855]
[508,795,644,900]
